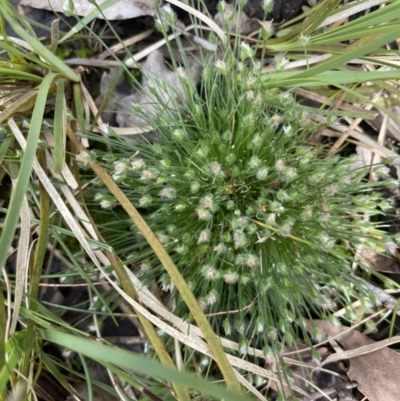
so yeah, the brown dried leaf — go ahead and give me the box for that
[310,320,400,401]
[360,248,400,274]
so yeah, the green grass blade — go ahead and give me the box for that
[40,329,249,401]
[73,82,86,134]
[53,78,66,174]
[264,67,400,89]
[0,333,24,395]
[312,22,400,45]
[0,290,5,377]
[0,134,13,166]
[0,72,57,272]
[0,66,42,82]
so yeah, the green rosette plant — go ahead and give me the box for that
[91,43,397,354]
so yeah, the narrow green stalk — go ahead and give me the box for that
[53,78,66,174]
[0,289,6,376]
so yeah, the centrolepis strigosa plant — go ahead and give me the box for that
[90,9,398,354]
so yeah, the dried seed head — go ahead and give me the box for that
[206,290,218,305]
[100,199,115,209]
[76,151,91,166]
[249,156,261,169]
[214,243,226,254]
[190,181,200,193]
[209,161,224,177]
[275,159,285,172]
[198,229,211,243]
[138,195,152,207]
[233,231,247,248]
[215,59,227,75]
[256,167,269,180]
[201,195,215,210]
[160,186,176,199]
[131,158,145,170]
[201,265,219,280]
[141,170,155,180]
[246,254,258,268]
[223,271,239,284]
[197,208,211,221]
[246,90,254,101]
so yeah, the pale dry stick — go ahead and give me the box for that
[370,102,389,181]
[78,61,155,136]
[43,130,78,190]
[385,289,400,294]
[125,24,194,66]
[318,0,390,28]
[0,35,32,50]
[97,29,154,60]
[44,146,100,241]
[106,125,154,136]
[313,114,400,161]
[39,282,108,287]
[3,268,12,342]
[9,192,30,336]
[361,64,390,180]
[350,57,400,68]
[66,59,140,68]
[174,338,184,371]
[262,53,332,73]
[297,381,358,401]
[329,91,382,154]
[322,334,400,366]
[295,87,376,115]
